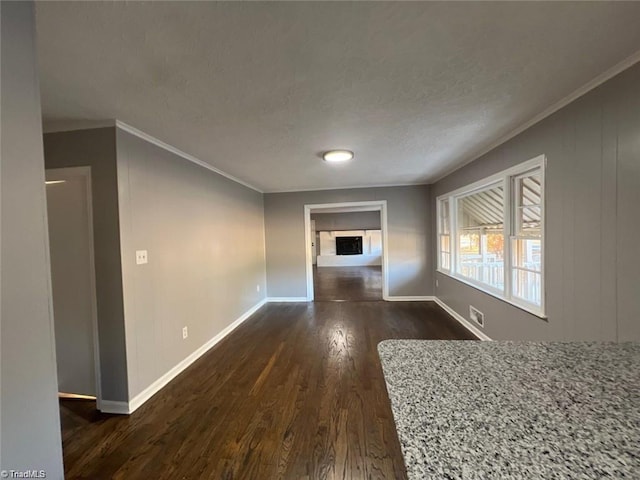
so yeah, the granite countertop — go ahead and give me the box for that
[378,340,640,480]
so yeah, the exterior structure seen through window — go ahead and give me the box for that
[437,155,545,317]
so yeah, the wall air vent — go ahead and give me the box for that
[469,306,485,327]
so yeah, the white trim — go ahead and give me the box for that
[303,200,386,211]
[538,157,547,316]
[436,268,547,319]
[115,120,263,193]
[304,201,389,302]
[432,297,492,341]
[99,400,130,415]
[102,294,491,414]
[46,166,103,408]
[432,49,640,183]
[310,205,382,214]
[435,198,446,273]
[266,297,309,303]
[384,296,436,302]
[267,295,438,303]
[436,156,544,201]
[41,50,640,193]
[119,298,267,414]
[436,155,546,318]
[380,203,390,301]
[84,167,103,409]
[266,182,429,194]
[503,172,513,307]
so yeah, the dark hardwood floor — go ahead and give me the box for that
[60,301,475,479]
[313,265,383,302]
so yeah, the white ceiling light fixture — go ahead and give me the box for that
[323,150,354,163]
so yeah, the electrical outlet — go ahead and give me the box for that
[469,306,485,327]
[256,284,260,292]
[435,279,439,288]
[135,250,148,265]
[182,326,188,339]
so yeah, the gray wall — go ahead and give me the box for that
[311,211,381,231]
[264,185,431,298]
[116,129,267,399]
[0,2,64,476]
[432,62,640,342]
[44,127,128,402]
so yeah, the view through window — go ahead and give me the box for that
[437,156,545,316]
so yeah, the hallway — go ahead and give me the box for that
[59,301,475,479]
[313,265,383,302]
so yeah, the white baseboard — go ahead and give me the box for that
[99,400,130,415]
[122,297,268,414]
[103,295,488,415]
[384,295,436,302]
[267,297,309,302]
[432,297,492,341]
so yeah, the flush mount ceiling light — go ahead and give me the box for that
[323,150,354,163]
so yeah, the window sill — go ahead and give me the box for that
[436,269,547,320]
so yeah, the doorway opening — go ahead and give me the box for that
[304,201,389,302]
[45,167,102,412]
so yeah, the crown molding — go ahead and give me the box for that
[115,120,263,193]
[265,181,429,194]
[432,49,640,183]
[42,49,640,193]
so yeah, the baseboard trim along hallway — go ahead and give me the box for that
[100,295,490,414]
[266,297,309,302]
[101,297,269,414]
[99,400,130,415]
[60,300,477,478]
[384,295,435,302]
[433,297,492,341]
[385,296,492,341]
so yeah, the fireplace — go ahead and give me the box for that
[336,236,363,255]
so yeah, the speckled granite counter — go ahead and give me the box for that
[378,340,640,479]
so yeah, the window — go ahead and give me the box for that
[456,183,504,292]
[438,199,451,271]
[511,170,542,307]
[437,155,545,317]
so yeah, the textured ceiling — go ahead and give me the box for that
[35,1,640,192]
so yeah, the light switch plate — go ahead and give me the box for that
[136,250,148,265]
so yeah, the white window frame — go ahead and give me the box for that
[436,155,546,318]
[437,198,451,273]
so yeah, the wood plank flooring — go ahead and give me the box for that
[313,266,382,302]
[60,301,476,479]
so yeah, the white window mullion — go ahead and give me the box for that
[437,197,453,273]
[539,160,546,315]
[436,200,442,271]
[450,196,458,274]
[503,178,512,299]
